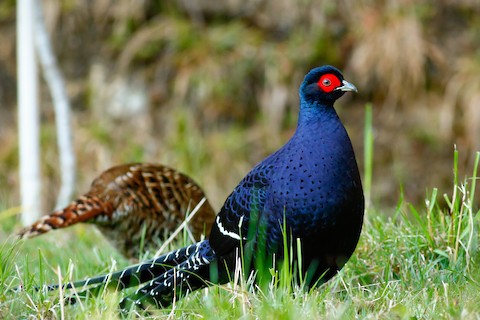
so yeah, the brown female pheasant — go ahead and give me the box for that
[17,163,216,259]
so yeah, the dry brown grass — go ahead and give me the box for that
[441,58,480,151]
[347,1,439,108]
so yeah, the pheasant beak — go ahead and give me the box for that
[336,80,358,93]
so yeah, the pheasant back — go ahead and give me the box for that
[17,163,216,259]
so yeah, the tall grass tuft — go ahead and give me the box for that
[363,103,374,210]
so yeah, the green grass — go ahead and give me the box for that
[1,159,479,319]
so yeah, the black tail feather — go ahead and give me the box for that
[42,241,208,292]
[26,239,226,311]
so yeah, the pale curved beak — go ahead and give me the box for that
[336,80,358,93]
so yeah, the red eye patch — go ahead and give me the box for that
[317,74,341,92]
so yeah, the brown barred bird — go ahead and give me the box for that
[17,163,216,260]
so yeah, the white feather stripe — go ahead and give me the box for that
[215,216,247,240]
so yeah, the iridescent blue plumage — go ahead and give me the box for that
[209,66,364,283]
[42,65,364,310]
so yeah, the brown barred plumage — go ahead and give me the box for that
[16,163,216,259]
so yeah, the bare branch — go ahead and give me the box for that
[34,0,76,209]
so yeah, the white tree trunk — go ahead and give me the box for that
[35,0,76,209]
[17,0,41,225]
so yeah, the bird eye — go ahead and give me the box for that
[317,74,341,92]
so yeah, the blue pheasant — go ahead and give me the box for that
[43,65,364,310]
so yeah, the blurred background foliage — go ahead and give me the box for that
[0,0,479,213]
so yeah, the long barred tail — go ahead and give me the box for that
[41,241,210,293]
[10,240,221,310]
[16,194,112,239]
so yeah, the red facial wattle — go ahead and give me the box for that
[317,74,341,92]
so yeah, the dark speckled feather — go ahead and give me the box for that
[40,66,364,310]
